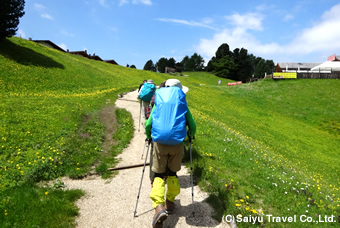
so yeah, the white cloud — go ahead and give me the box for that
[287,3,340,55]
[157,18,217,30]
[60,30,74,37]
[58,43,67,51]
[196,3,340,62]
[119,0,129,6]
[17,29,26,38]
[132,0,152,5]
[120,0,152,5]
[34,3,54,20]
[34,3,46,11]
[225,12,264,31]
[41,13,54,20]
[283,14,294,22]
[99,0,109,8]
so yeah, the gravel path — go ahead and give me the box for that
[62,90,230,228]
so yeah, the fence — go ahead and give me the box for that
[297,72,340,79]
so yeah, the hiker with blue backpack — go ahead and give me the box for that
[138,79,156,127]
[146,80,167,187]
[138,79,147,92]
[145,79,196,228]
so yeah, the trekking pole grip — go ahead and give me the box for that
[146,138,152,145]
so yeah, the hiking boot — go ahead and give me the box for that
[152,205,167,228]
[165,199,175,213]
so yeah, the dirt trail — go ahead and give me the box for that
[62,90,229,228]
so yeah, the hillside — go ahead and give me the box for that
[1,37,340,227]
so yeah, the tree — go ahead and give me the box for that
[0,0,25,40]
[143,59,156,71]
[206,43,232,73]
[155,57,168,73]
[213,55,236,78]
[180,53,205,71]
[232,48,253,81]
[180,56,190,71]
[206,57,215,72]
[130,65,136,69]
[168,58,176,68]
[190,53,205,71]
[215,43,232,60]
[254,58,275,78]
[265,60,275,75]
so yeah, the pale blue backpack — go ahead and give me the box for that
[139,83,156,102]
[151,87,187,145]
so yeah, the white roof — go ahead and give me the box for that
[311,61,340,71]
[277,62,321,69]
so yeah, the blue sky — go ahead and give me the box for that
[17,0,340,69]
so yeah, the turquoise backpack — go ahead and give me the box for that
[151,87,187,145]
[139,83,156,102]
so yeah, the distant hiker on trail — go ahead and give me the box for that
[138,79,147,92]
[138,79,156,125]
[145,79,196,228]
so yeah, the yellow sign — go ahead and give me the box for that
[273,72,297,79]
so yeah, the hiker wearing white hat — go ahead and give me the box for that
[145,79,196,227]
[165,79,189,94]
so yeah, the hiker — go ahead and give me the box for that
[138,79,156,125]
[145,79,196,227]
[138,79,147,92]
[147,80,167,187]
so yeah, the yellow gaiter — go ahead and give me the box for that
[150,177,165,208]
[166,176,180,202]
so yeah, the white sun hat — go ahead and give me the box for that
[165,79,189,93]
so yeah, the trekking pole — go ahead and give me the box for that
[134,139,151,217]
[189,136,195,217]
[141,139,147,160]
[138,102,142,132]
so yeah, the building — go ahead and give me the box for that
[275,62,321,72]
[30,39,118,65]
[31,39,66,52]
[327,54,340,61]
[104,60,119,65]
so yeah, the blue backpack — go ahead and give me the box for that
[139,83,156,102]
[151,87,187,145]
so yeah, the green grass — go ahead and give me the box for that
[0,37,167,227]
[1,37,339,227]
[183,73,340,227]
[0,182,84,228]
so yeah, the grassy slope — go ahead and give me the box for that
[183,73,340,226]
[0,37,167,226]
[1,37,339,227]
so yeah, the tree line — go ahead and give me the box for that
[144,43,275,82]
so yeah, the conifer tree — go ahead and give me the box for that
[0,0,25,40]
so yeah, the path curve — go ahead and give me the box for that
[62,90,230,228]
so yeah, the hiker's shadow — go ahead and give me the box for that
[177,175,191,189]
[162,199,221,228]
